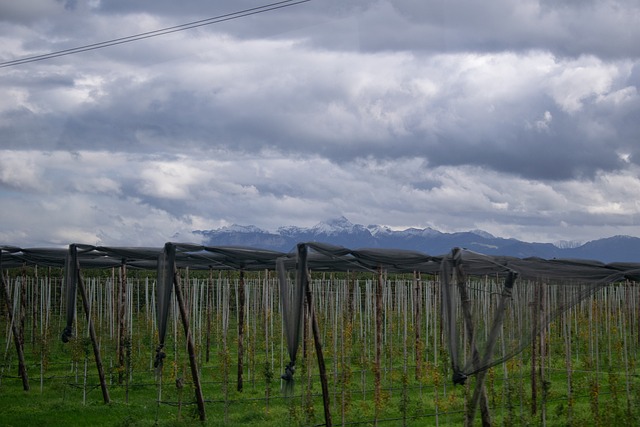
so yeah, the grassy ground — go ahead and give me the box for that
[2,349,638,426]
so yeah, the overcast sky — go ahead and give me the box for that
[1,0,639,247]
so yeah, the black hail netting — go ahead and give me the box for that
[276,245,305,394]
[272,242,640,389]
[61,244,80,343]
[440,247,640,385]
[153,243,284,371]
[273,242,444,391]
[154,243,175,370]
[2,242,640,389]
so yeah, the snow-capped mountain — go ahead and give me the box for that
[194,217,640,263]
[311,216,359,234]
[219,224,268,234]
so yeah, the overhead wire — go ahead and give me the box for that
[0,0,313,68]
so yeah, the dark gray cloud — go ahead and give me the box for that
[349,1,640,59]
[81,1,640,58]
[5,1,639,58]
[2,45,637,182]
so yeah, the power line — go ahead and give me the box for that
[0,0,312,68]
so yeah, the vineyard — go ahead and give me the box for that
[1,243,640,426]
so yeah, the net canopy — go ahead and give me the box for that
[2,242,639,385]
[0,244,284,270]
[2,242,638,280]
[440,248,640,386]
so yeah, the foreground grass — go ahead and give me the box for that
[0,378,295,427]
[2,361,638,426]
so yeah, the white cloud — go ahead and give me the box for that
[546,56,618,113]
[533,111,553,132]
[0,151,45,191]
[139,159,209,200]
[1,148,640,246]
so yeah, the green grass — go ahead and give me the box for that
[3,354,638,426]
[0,368,296,427]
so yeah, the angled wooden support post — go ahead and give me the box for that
[71,245,110,404]
[453,248,491,427]
[173,263,206,421]
[468,270,517,426]
[0,253,29,391]
[454,246,518,427]
[299,244,332,427]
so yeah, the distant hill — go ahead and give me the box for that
[194,216,640,263]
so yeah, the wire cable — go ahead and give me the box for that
[0,0,312,68]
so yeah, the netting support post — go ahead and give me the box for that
[531,284,539,415]
[173,268,207,421]
[458,249,517,427]
[237,269,245,392]
[375,266,383,426]
[205,267,213,363]
[74,252,110,404]
[0,261,30,391]
[118,260,127,385]
[414,271,422,381]
[454,250,491,427]
[299,244,332,427]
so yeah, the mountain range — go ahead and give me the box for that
[194,216,640,263]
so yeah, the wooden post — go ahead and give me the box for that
[453,250,491,427]
[206,268,213,363]
[531,284,539,415]
[33,265,39,346]
[299,244,332,427]
[414,271,422,381]
[19,265,27,350]
[237,269,245,392]
[1,268,30,391]
[74,257,110,403]
[263,269,271,409]
[540,284,547,426]
[118,261,127,384]
[465,270,517,426]
[305,271,332,427]
[564,291,573,423]
[173,268,206,421]
[375,267,383,426]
